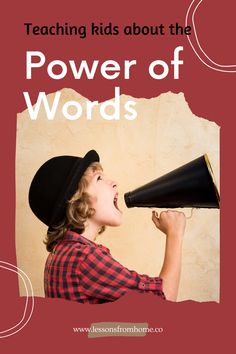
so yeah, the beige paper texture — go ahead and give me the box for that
[16,90,220,302]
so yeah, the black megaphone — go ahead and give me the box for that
[124,154,220,209]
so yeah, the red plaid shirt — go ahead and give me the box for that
[44,231,166,304]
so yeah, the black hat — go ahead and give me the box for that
[28,150,99,227]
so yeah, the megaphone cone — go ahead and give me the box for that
[124,154,220,209]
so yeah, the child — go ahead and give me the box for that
[29,149,186,304]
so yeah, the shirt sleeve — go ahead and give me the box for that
[79,245,166,302]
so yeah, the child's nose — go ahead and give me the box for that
[108,179,117,188]
[112,180,118,188]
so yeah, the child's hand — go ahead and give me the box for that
[152,210,186,239]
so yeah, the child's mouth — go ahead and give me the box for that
[113,193,122,213]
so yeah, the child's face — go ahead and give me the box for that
[86,169,123,227]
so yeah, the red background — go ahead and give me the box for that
[1,0,235,352]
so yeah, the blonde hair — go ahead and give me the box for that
[44,162,104,252]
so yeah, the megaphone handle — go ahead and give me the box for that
[186,208,195,219]
[151,208,195,219]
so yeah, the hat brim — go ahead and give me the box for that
[49,149,99,227]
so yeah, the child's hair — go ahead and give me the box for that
[44,162,104,252]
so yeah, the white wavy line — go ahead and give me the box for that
[0,265,29,334]
[186,0,236,72]
[192,0,236,67]
[0,261,34,339]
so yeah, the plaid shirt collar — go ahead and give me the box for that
[62,230,110,253]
